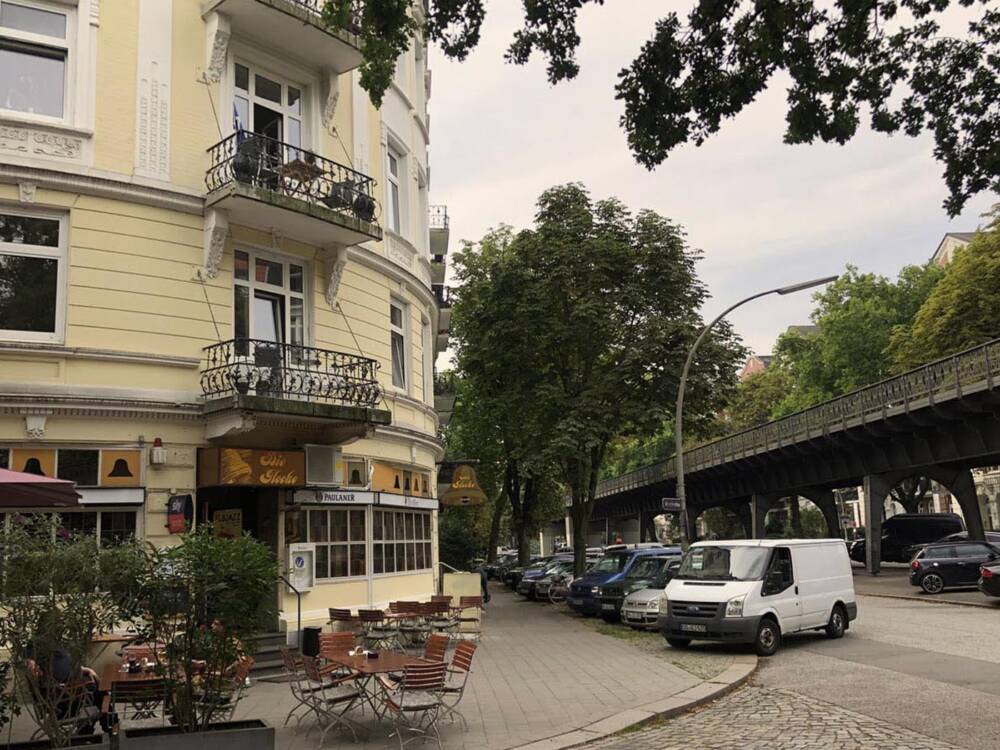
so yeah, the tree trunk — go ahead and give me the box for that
[486,494,506,564]
[891,476,929,514]
[571,500,589,576]
[789,497,802,536]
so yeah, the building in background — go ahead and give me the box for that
[0,0,450,635]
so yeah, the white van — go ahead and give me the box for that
[657,539,857,656]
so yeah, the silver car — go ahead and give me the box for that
[620,558,680,629]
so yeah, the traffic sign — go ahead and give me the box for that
[661,497,681,511]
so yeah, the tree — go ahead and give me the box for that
[726,366,793,430]
[333,1,1000,216]
[509,184,743,574]
[889,220,1000,371]
[449,228,564,565]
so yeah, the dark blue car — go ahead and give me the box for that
[568,545,681,616]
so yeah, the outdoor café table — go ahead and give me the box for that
[322,651,428,719]
[100,663,168,722]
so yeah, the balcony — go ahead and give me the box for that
[203,0,363,73]
[433,284,452,351]
[205,132,382,247]
[200,338,391,445]
[429,205,449,259]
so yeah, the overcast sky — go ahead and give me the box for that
[429,1,997,360]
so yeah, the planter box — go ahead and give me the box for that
[122,720,273,750]
[9,735,106,749]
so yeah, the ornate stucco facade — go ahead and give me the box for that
[0,0,449,632]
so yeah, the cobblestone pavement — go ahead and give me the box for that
[587,686,964,750]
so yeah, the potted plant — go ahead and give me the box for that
[0,515,144,749]
[113,527,278,750]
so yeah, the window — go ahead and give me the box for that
[15,509,138,547]
[307,508,366,580]
[956,543,992,558]
[0,1,69,121]
[56,449,98,486]
[386,148,402,234]
[345,459,367,488]
[233,249,307,351]
[233,61,304,149]
[373,509,431,574]
[924,546,957,559]
[0,448,8,469]
[389,299,407,389]
[0,210,65,342]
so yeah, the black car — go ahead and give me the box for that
[903,531,1000,561]
[909,541,1000,593]
[979,561,1000,597]
[850,513,965,563]
[597,556,677,622]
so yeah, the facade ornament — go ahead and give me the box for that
[324,245,349,308]
[196,208,228,280]
[23,413,49,440]
[90,0,100,26]
[202,12,231,84]
[18,182,36,203]
[322,69,340,135]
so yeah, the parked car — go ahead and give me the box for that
[535,553,600,600]
[598,555,678,622]
[849,513,965,563]
[659,539,857,656]
[568,545,678,616]
[518,555,574,599]
[619,558,682,629]
[487,552,518,580]
[903,531,1000,561]
[909,541,1000,593]
[978,561,1000,598]
[505,556,550,588]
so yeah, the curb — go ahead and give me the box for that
[857,590,1000,610]
[508,655,758,750]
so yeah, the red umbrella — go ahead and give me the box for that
[0,467,80,508]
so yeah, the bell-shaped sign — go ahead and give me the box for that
[439,464,487,506]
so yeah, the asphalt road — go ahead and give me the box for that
[753,593,1000,749]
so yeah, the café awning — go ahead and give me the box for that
[0,467,80,508]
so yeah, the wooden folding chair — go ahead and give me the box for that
[381,661,448,750]
[440,641,478,729]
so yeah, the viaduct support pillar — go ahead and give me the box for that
[734,501,753,539]
[927,468,985,541]
[800,489,842,538]
[751,494,780,539]
[863,474,894,575]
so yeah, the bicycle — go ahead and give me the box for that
[548,573,573,604]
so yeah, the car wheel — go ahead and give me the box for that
[920,572,945,594]
[825,604,847,639]
[666,638,691,649]
[755,618,781,656]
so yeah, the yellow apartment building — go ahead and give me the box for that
[0,0,452,635]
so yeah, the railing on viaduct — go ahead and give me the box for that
[595,338,1000,500]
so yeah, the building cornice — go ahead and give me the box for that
[0,394,203,422]
[0,342,201,369]
[374,422,445,460]
[0,162,204,215]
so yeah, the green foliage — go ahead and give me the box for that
[889,221,1000,371]
[0,515,146,746]
[700,507,745,539]
[117,527,278,733]
[727,261,943,427]
[351,1,999,215]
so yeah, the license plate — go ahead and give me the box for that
[602,603,616,611]
[568,598,580,606]
[680,623,707,633]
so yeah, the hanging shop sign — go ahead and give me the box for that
[213,508,243,538]
[166,494,194,533]
[198,448,305,487]
[293,489,376,505]
[439,464,487,507]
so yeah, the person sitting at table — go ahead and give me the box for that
[25,639,110,734]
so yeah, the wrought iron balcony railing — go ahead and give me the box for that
[291,0,363,35]
[201,339,382,409]
[429,205,449,230]
[206,131,380,230]
[596,337,1000,499]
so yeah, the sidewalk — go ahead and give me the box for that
[238,584,753,749]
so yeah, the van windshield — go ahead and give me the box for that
[676,546,771,582]
[590,552,630,574]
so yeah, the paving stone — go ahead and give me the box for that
[585,686,964,750]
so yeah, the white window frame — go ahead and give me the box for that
[389,297,409,392]
[0,206,68,344]
[306,506,368,582]
[232,246,310,346]
[231,56,307,149]
[0,506,143,547]
[372,509,432,576]
[385,145,403,234]
[0,0,76,127]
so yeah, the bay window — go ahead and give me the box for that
[0,210,66,342]
[0,0,70,121]
[373,509,432,574]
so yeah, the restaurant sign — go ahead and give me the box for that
[293,489,376,505]
[378,494,439,510]
[198,448,305,487]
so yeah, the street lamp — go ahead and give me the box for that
[674,275,839,549]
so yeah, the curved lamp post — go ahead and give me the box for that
[675,275,839,549]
